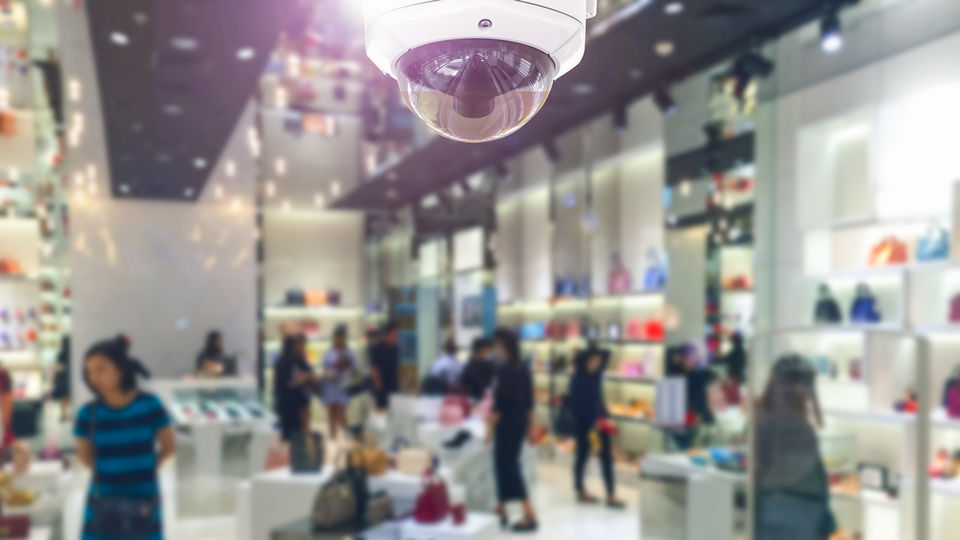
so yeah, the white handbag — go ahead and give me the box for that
[396,448,432,476]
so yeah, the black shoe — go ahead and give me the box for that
[498,514,508,529]
[443,429,472,449]
[606,499,626,510]
[512,520,539,533]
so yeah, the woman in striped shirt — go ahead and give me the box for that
[74,337,176,540]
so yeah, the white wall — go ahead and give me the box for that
[59,4,258,395]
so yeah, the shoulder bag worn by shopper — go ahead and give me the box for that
[87,401,160,540]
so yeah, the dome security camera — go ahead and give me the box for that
[364,0,598,143]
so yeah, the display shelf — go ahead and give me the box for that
[823,408,916,425]
[831,489,901,509]
[806,266,906,281]
[775,323,906,334]
[914,324,960,336]
[929,479,960,498]
[263,305,364,318]
[604,374,658,385]
[610,414,652,425]
[599,338,664,346]
[0,274,32,283]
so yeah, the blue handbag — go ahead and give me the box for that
[850,283,882,323]
[917,225,950,262]
[644,265,666,291]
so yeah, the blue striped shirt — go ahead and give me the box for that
[74,392,171,539]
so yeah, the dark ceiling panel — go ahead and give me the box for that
[334,0,848,211]
[87,0,307,201]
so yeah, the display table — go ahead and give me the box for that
[639,453,745,540]
[3,461,69,531]
[271,514,501,540]
[27,528,52,540]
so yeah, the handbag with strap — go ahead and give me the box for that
[643,264,666,291]
[394,438,432,476]
[285,289,305,306]
[412,468,451,524]
[311,451,362,530]
[87,401,160,540]
[552,398,578,438]
[918,224,950,262]
[359,445,389,477]
[290,431,324,474]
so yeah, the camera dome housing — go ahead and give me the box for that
[364,0,597,143]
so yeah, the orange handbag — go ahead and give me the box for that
[304,289,328,306]
[869,236,908,267]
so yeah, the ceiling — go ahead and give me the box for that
[87,0,309,201]
[333,0,850,211]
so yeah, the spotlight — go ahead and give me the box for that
[542,140,561,164]
[654,89,677,117]
[613,103,629,132]
[820,9,843,54]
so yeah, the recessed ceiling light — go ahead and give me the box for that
[162,104,183,116]
[132,12,149,26]
[110,32,130,46]
[184,188,194,198]
[131,122,143,133]
[274,158,287,176]
[314,193,326,208]
[213,184,224,199]
[119,184,130,194]
[282,199,291,211]
[236,48,256,61]
[225,160,236,178]
[664,2,684,15]
[629,69,643,80]
[331,181,341,197]
[571,83,594,96]
[655,41,674,57]
[264,181,276,198]
[170,37,199,51]
[193,157,207,169]
[387,189,398,200]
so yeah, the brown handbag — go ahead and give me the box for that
[358,446,389,477]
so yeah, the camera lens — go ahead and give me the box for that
[396,39,556,143]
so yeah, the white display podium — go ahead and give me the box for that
[395,514,502,540]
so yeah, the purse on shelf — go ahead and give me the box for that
[290,431,324,474]
[850,283,882,323]
[285,289,305,306]
[412,468,451,525]
[868,236,908,267]
[305,289,329,307]
[814,283,843,324]
[311,451,364,530]
[917,224,950,262]
[359,445,389,477]
[950,294,960,324]
[439,395,469,427]
[394,439,432,476]
[642,319,665,341]
[947,385,960,419]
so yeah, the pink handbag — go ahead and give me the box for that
[620,362,645,378]
[439,395,469,427]
[948,386,960,419]
[950,293,960,323]
[413,468,451,524]
[264,438,290,471]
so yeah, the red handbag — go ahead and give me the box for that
[869,236,908,267]
[439,395,469,427]
[0,516,29,539]
[642,319,664,341]
[413,468,451,524]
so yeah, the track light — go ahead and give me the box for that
[613,103,629,131]
[820,9,843,54]
[654,89,677,117]
[543,140,561,164]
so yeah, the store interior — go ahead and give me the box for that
[6,0,960,539]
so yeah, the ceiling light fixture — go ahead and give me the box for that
[331,181,341,197]
[655,41,674,57]
[225,160,236,178]
[170,37,199,51]
[110,32,130,46]
[387,189,398,200]
[664,2,684,15]
[572,83,594,96]
[67,79,81,102]
[214,184,224,199]
[119,184,130,194]
[282,199,292,211]
[162,104,183,116]
[264,181,276,198]
[193,157,208,169]
[184,188,195,198]
[820,8,843,54]
[275,158,287,176]
[654,88,677,116]
[314,193,326,208]
[236,48,256,61]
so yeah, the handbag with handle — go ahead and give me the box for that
[394,439,432,476]
[0,514,29,539]
[918,224,950,262]
[264,437,290,471]
[359,445,389,477]
[285,289,305,306]
[87,402,161,540]
[552,398,578,438]
[868,236,909,267]
[311,452,362,530]
[412,468,451,525]
[290,431,324,474]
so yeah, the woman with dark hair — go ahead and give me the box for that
[74,336,176,540]
[755,354,835,540]
[321,325,356,441]
[568,348,623,508]
[460,337,495,402]
[273,335,317,441]
[486,327,538,533]
[52,336,71,422]
[196,330,225,377]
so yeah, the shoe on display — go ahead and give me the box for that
[442,429,472,449]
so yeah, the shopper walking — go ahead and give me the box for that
[568,348,624,508]
[369,321,401,411]
[430,339,463,386]
[755,354,836,540]
[273,335,317,441]
[51,336,71,422]
[486,327,538,533]
[460,337,495,402]
[321,325,356,441]
[74,337,176,540]
[722,332,748,383]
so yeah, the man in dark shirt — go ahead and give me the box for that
[369,322,400,410]
[460,337,496,401]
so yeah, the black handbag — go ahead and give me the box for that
[553,399,578,438]
[290,431,324,474]
[286,289,305,306]
[813,283,842,324]
[87,401,160,539]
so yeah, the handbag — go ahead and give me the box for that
[643,264,666,291]
[412,468,451,524]
[850,284,881,323]
[868,236,908,267]
[951,293,960,324]
[87,402,160,540]
[285,289,305,306]
[608,268,632,295]
[0,515,29,539]
[814,293,842,324]
[948,386,960,419]
[917,224,950,262]
[305,289,329,306]
[552,399,578,438]
[438,396,467,427]
[311,451,363,530]
[395,441,432,476]
[290,432,324,474]
[359,446,389,477]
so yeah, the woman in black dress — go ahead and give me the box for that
[272,335,317,441]
[51,336,71,422]
[486,328,538,533]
